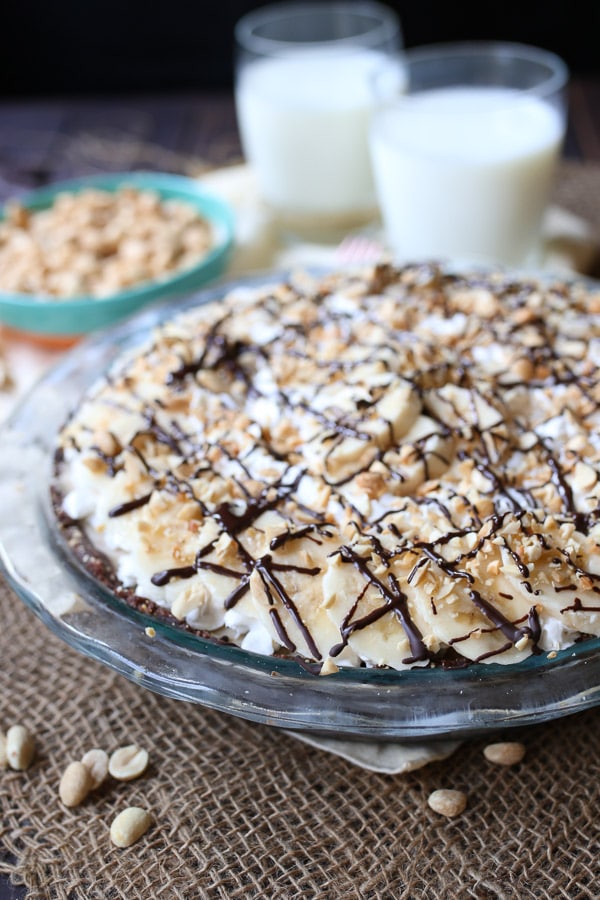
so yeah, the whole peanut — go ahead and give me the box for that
[483,742,526,766]
[6,725,35,771]
[59,761,93,807]
[81,748,109,789]
[427,789,467,818]
[110,807,153,848]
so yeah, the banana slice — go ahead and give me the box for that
[409,566,535,665]
[424,384,505,433]
[321,550,423,669]
[235,532,358,663]
[302,376,422,485]
[321,520,538,667]
[382,414,457,495]
[501,548,600,646]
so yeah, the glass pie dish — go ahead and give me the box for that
[2,271,600,741]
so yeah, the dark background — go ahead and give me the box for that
[2,0,599,97]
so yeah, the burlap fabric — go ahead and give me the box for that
[2,160,600,899]
[551,160,600,276]
[553,160,600,233]
[2,578,600,900]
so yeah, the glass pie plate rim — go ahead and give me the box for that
[2,266,600,741]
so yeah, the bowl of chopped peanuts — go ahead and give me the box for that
[0,171,235,341]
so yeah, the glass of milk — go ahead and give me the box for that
[368,42,569,268]
[234,2,402,241]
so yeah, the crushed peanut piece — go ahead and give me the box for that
[0,346,12,391]
[355,471,386,499]
[319,657,340,676]
[0,186,213,299]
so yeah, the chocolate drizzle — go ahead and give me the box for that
[542,442,591,534]
[331,545,429,664]
[108,492,153,518]
[54,263,600,671]
[269,525,333,551]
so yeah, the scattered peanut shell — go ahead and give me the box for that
[108,744,149,781]
[59,761,93,807]
[6,724,35,771]
[483,741,526,766]
[427,789,467,818]
[0,732,7,769]
[110,807,153,848]
[81,748,109,789]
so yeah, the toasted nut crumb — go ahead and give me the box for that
[81,748,109,790]
[511,357,534,381]
[171,582,209,620]
[59,761,93,807]
[483,741,526,766]
[355,470,386,499]
[108,744,149,781]
[144,626,156,638]
[6,725,35,771]
[110,807,153,848]
[578,574,594,591]
[0,732,7,768]
[513,306,537,325]
[427,789,467,818]
[0,187,213,299]
[0,353,12,391]
[547,650,558,659]
[319,657,340,676]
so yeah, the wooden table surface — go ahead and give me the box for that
[0,77,598,201]
[0,77,599,900]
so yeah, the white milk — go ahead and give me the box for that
[369,86,565,266]
[235,48,392,223]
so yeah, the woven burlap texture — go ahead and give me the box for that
[552,160,600,233]
[1,577,600,900]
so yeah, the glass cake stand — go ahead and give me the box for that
[2,271,600,740]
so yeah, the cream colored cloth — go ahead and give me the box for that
[288,731,462,774]
[1,163,598,772]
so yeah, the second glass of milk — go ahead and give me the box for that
[234,2,402,240]
[369,42,569,268]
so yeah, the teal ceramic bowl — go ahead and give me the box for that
[0,171,235,339]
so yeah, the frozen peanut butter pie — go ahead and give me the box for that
[52,263,600,671]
